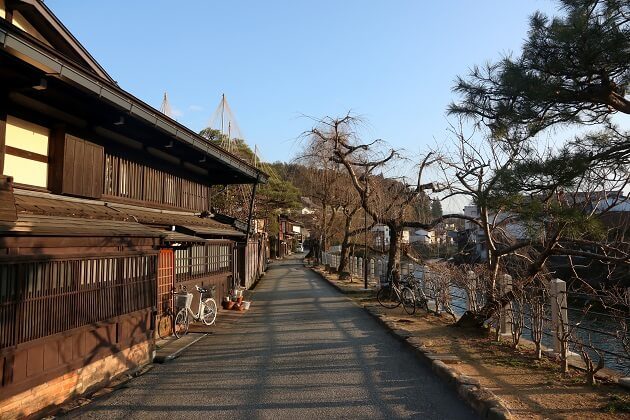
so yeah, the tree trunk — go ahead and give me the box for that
[455,289,517,328]
[535,343,542,360]
[338,210,357,275]
[338,235,351,274]
[386,222,401,278]
[321,202,328,252]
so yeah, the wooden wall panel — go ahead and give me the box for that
[61,134,104,199]
[43,341,59,372]
[26,346,43,378]
[0,309,152,400]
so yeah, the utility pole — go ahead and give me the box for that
[363,172,368,289]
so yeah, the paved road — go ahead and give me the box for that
[70,256,475,419]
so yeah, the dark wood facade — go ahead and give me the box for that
[0,1,267,415]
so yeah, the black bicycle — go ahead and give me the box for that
[377,274,416,315]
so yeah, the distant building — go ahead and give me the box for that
[372,224,390,249]
[300,196,316,215]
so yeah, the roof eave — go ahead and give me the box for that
[0,24,268,184]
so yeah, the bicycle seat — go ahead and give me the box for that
[195,285,208,293]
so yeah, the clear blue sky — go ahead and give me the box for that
[48,0,559,164]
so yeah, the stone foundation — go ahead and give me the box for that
[0,340,152,420]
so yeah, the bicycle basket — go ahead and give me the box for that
[202,285,216,299]
[175,292,193,309]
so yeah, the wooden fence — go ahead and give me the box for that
[0,252,157,351]
[103,153,210,211]
[235,239,267,289]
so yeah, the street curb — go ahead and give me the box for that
[153,333,208,364]
[311,267,512,420]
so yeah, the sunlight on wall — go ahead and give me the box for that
[4,155,48,187]
[6,116,49,155]
[4,116,49,187]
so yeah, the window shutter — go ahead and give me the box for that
[61,134,104,198]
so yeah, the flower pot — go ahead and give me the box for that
[232,302,241,311]
[237,296,243,304]
[225,301,235,310]
[242,301,251,310]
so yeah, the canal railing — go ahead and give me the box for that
[320,251,630,374]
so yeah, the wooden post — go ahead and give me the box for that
[0,102,6,175]
[550,279,568,353]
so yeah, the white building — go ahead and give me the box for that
[463,205,532,261]
[372,224,390,248]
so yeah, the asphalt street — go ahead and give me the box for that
[68,256,475,419]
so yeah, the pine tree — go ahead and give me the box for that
[430,199,443,219]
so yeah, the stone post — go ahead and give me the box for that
[370,259,375,279]
[550,278,568,353]
[500,274,513,335]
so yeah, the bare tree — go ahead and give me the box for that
[296,132,344,258]
[528,280,548,360]
[509,288,526,349]
[577,338,606,386]
[430,118,630,328]
[306,114,462,278]
[424,262,457,320]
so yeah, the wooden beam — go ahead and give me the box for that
[5,0,14,23]
[4,146,48,163]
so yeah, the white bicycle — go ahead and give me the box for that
[174,285,217,338]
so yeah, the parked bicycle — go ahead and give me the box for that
[400,272,429,315]
[377,273,416,315]
[157,304,176,340]
[174,285,218,338]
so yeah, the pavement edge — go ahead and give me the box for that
[310,266,512,420]
[153,333,208,364]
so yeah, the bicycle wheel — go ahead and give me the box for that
[201,298,217,325]
[402,287,416,315]
[157,312,174,339]
[377,285,401,309]
[414,285,430,312]
[174,308,189,338]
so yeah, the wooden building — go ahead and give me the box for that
[277,214,303,258]
[210,213,268,289]
[0,1,266,418]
